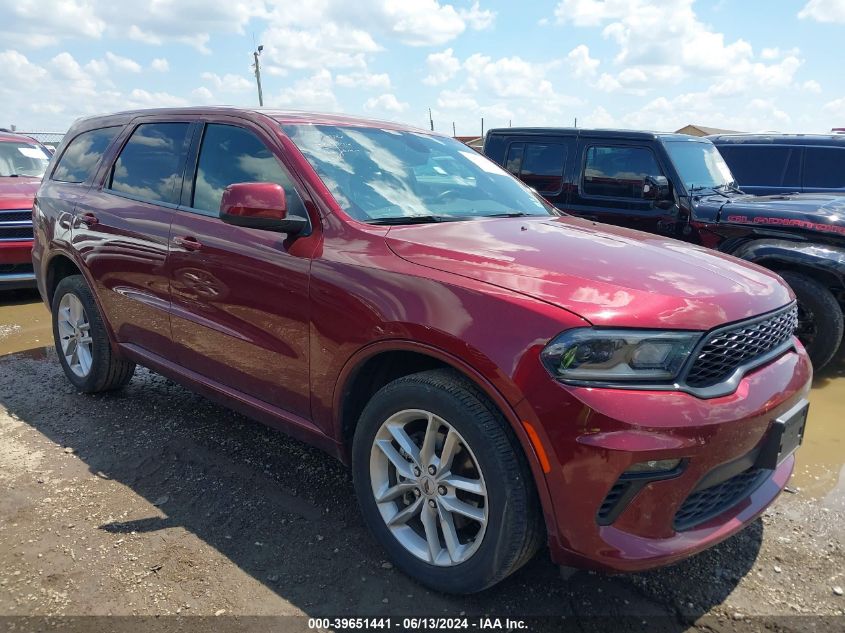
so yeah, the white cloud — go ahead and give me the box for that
[261,23,380,71]
[0,50,49,85]
[0,0,106,47]
[191,86,216,104]
[436,89,479,111]
[458,1,496,30]
[49,52,87,81]
[799,0,845,24]
[201,72,253,93]
[823,97,845,118]
[802,79,822,93]
[126,88,188,108]
[272,69,339,111]
[336,72,391,90]
[382,0,467,46]
[565,45,600,79]
[105,52,141,73]
[423,48,461,85]
[364,93,410,113]
[151,58,169,72]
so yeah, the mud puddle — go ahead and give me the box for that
[0,290,50,356]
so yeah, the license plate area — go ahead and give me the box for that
[756,400,809,470]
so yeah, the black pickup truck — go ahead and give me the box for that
[483,128,845,369]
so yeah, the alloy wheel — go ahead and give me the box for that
[369,409,488,567]
[57,293,93,378]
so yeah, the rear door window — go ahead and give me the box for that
[52,127,121,183]
[108,123,191,204]
[520,144,566,193]
[582,145,663,199]
[803,147,845,189]
[504,143,524,176]
[717,145,800,188]
[191,124,306,217]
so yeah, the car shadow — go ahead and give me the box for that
[0,288,42,308]
[0,348,762,629]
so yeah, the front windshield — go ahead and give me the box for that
[0,141,51,178]
[282,124,553,222]
[662,139,736,192]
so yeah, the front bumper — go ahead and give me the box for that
[0,241,36,289]
[517,344,812,572]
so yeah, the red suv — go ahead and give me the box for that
[33,108,811,593]
[1,130,51,289]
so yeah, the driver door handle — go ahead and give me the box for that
[173,235,203,251]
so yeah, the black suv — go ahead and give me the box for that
[711,134,845,196]
[483,128,845,369]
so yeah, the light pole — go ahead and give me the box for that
[253,45,264,107]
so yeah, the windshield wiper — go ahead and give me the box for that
[484,211,533,218]
[366,215,457,225]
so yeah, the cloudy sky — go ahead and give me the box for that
[2,0,844,135]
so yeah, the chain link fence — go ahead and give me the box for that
[15,132,66,146]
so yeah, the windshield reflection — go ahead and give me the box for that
[0,142,51,178]
[282,124,553,223]
[663,139,735,192]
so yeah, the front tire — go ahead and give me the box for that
[352,369,542,593]
[779,271,843,370]
[51,275,135,392]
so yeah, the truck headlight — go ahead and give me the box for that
[541,329,701,382]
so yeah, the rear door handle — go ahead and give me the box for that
[173,235,203,251]
[78,212,99,227]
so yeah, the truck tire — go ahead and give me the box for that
[778,271,843,370]
[51,275,136,392]
[351,369,543,594]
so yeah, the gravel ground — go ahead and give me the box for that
[0,348,843,632]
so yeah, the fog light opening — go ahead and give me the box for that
[624,459,682,476]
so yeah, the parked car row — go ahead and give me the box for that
[27,107,814,594]
[0,130,52,289]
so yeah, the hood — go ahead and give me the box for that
[0,177,40,210]
[386,216,792,330]
[716,192,845,238]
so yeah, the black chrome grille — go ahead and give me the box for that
[0,210,31,223]
[685,306,798,389]
[0,209,34,241]
[674,467,768,531]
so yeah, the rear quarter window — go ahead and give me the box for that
[803,147,845,189]
[52,127,121,183]
[717,145,800,188]
[108,123,191,204]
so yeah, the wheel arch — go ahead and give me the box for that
[43,249,121,353]
[44,251,84,306]
[730,239,845,306]
[332,340,558,539]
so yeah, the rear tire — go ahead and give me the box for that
[51,275,135,392]
[779,271,843,370]
[351,369,543,594]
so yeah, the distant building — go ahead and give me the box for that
[675,124,742,137]
[455,135,484,151]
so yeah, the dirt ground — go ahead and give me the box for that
[0,290,843,632]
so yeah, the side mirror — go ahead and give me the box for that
[219,182,307,234]
[643,175,673,209]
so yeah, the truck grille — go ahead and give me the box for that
[0,209,34,241]
[685,305,798,389]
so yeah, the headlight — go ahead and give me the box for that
[541,329,701,382]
